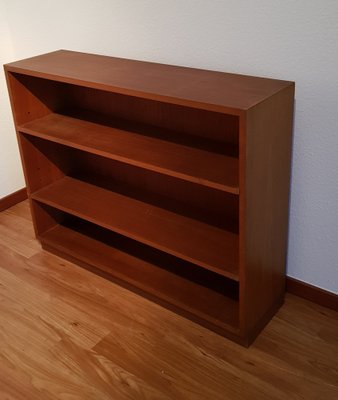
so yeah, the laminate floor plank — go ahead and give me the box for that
[0,245,111,350]
[93,322,284,400]
[0,206,40,258]
[0,358,55,400]
[0,200,337,400]
[1,333,172,400]
[4,200,33,221]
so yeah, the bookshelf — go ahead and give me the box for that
[5,50,294,345]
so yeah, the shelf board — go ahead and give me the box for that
[19,113,239,194]
[5,50,294,113]
[32,177,239,280]
[40,223,239,332]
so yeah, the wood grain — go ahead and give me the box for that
[19,112,239,194]
[65,88,240,145]
[14,139,239,232]
[4,50,295,346]
[0,201,337,400]
[31,177,239,279]
[0,205,40,258]
[40,222,239,331]
[5,50,292,113]
[240,84,295,342]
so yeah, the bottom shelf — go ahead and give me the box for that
[39,214,239,333]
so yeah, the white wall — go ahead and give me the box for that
[1,0,337,294]
[0,1,25,197]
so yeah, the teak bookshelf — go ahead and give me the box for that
[4,50,294,346]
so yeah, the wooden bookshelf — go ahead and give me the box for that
[4,50,294,346]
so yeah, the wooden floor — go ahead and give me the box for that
[0,201,337,400]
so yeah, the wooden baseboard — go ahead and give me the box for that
[286,277,338,311]
[0,188,27,212]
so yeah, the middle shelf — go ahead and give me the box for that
[19,112,239,194]
[31,176,239,280]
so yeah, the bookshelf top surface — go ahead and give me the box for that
[5,50,293,113]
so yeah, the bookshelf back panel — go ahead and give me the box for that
[64,84,239,148]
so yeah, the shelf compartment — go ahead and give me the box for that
[19,133,239,232]
[19,112,239,194]
[32,176,239,280]
[37,212,239,332]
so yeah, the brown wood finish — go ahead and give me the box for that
[31,177,239,280]
[15,133,68,238]
[40,221,239,332]
[4,195,335,314]
[31,200,64,237]
[287,277,338,311]
[0,187,27,211]
[0,201,40,258]
[241,84,295,343]
[4,72,64,126]
[19,112,239,194]
[64,88,240,146]
[73,152,239,232]
[21,137,239,232]
[18,133,68,194]
[5,50,292,113]
[4,50,295,345]
[0,201,337,399]
[4,72,67,237]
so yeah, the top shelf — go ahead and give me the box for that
[19,112,239,195]
[5,50,294,113]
